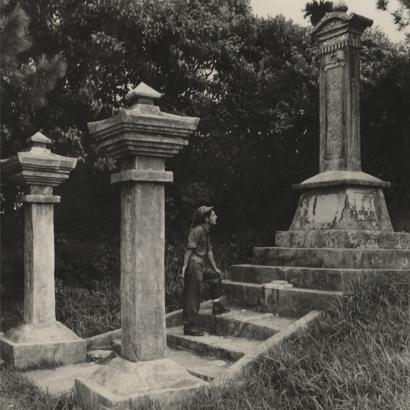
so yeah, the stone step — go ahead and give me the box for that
[253,247,410,269]
[228,264,410,291]
[167,346,231,382]
[166,326,262,362]
[195,306,296,341]
[222,280,344,317]
[111,338,230,382]
[275,230,410,249]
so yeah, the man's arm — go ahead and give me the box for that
[207,250,221,273]
[181,248,194,278]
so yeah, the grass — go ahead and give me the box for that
[0,251,409,409]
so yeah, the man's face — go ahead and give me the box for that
[207,210,217,225]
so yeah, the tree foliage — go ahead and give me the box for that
[303,0,348,26]
[1,0,410,263]
[0,0,66,157]
[377,0,410,31]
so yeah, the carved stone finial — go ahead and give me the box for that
[125,82,162,108]
[27,132,52,149]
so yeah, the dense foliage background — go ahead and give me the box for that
[1,0,410,292]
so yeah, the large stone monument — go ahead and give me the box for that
[75,83,207,409]
[0,133,86,369]
[224,12,410,317]
[289,13,393,234]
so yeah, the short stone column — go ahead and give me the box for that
[290,13,393,232]
[0,133,86,369]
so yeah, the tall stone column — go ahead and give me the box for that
[0,133,86,369]
[76,83,206,410]
[118,156,169,361]
[290,13,393,232]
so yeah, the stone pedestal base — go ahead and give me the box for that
[75,357,208,410]
[0,321,86,370]
[290,171,392,231]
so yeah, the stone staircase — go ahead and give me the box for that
[23,281,320,395]
[23,228,410,394]
[104,305,301,384]
[224,229,410,317]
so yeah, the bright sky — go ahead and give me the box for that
[250,0,408,42]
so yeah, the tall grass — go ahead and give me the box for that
[179,277,410,410]
[1,241,242,337]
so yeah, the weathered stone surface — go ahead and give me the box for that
[75,357,208,410]
[167,347,230,382]
[229,264,410,291]
[222,280,343,317]
[2,132,77,187]
[23,362,104,395]
[87,350,113,362]
[211,310,323,387]
[253,247,410,269]
[24,202,56,324]
[76,84,201,410]
[195,307,295,341]
[312,13,372,173]
[290,13,394,236]
[229,264,341,290]
[0,322,86,370]
[86,84,199,366]
[293,170,390,190]
[113,339,232,383]
[0,133,83,370]
[275,229,410,249]
[167,326,261,362]
[120,160,167,361]
[290,186,392,231]
[88,83,199,161]
[263,286,343,316]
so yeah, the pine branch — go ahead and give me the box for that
[0,3,31,73]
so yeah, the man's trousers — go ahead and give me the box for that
[183,254,222,326]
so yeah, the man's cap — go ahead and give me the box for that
[195,205,214,218]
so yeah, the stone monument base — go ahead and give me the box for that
[75,357,208,410]
[290,171,392,231]
[0,321,86,370]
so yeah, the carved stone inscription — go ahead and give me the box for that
[325,63,344,160]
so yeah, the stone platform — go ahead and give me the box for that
[0,321,86,370]
[75,357,207,410]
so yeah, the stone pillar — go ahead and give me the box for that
[314,13,372,173]
[23,185,58,325]
[0,133,86,369]
[75,83,206,410]
[290,13,393,232]
[118,157,169,361]
[88,82,199,361]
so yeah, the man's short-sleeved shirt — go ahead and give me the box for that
[186,224,213,256]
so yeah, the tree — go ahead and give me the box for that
[0,0,66,157]
[303,1,348,26]
[377,0,410,31]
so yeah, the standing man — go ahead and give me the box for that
[181,206,229,336]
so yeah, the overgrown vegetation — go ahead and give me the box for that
[0,241,242,336]
[1,277,408,409]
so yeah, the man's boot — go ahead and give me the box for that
[212,300,230,315]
